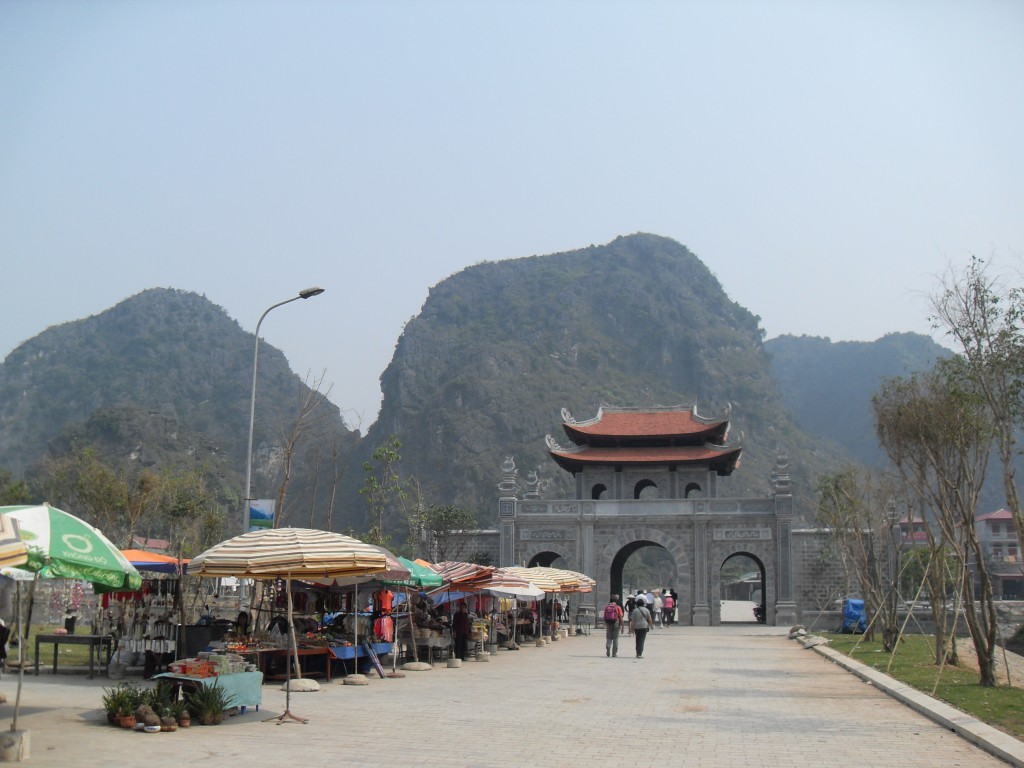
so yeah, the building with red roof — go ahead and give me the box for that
[545,404,742,500]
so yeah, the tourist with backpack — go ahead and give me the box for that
[603,595,624,657]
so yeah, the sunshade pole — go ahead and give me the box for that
[11,580,23,732]
[352,582,363,672]
[265,573,307,724]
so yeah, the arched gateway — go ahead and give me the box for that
[496,404,799,626]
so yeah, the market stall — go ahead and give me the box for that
[100,549,189,677]
[189,527,387,723]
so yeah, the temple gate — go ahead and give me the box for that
[496,404,801,627]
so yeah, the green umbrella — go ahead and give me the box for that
[387,556,442,588]
[0,503,142,591]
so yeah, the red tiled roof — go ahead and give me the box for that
[549,444,741,474]
[565,408,725,438]
[562,408,731,450]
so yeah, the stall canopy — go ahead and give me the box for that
[502,566,596,594]
[121,549,189,574]
[478,568,544,600]
[430,561,495,591]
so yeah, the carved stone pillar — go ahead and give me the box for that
[692,517,710,626]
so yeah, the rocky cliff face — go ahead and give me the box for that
[361,233,853,525]
[0,237,954,539]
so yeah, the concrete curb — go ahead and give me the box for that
[798,635,1024,768]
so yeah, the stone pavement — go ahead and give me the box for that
[2,625,1021,767]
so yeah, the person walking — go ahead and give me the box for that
[653,592,664,627]
[662,590,675,626]
[629,597,654,658]
[452,602,472,661]
[602,595,624,657]
[623,593,637,635]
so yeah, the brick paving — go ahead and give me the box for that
[2,625,1019,767]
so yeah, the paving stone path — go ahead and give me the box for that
[2,625,1017,767]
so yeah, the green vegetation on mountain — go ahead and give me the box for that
[765,332,951,466]
[0,235,950,539]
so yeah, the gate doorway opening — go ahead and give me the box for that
[610,540,677,606]
[720,553,766,623]
[527,550,567,568]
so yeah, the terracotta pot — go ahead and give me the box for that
[118,715,137,729]
[177,717,191,728]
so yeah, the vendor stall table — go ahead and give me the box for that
[256,647,332,682]
[329,642,393,675]
[34,634,113,679]
[574,607,594,636]
[153,671,263,713]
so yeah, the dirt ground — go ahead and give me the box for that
[955,637,1024,686]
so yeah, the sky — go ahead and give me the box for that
[2,0,1022,432]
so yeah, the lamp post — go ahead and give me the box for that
[242,287,325,534]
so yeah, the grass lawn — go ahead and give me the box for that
[8,624,106,668]
[826,632,1024,741]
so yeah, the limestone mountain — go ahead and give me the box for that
[0,236,954,540]
[0,288,357,530]
[360,233,854,526]
[764,332,952,466]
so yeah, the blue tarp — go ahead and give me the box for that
[840,598,866,633]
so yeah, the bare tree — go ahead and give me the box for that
[273,371,331,528]
[873,363,999,685]
[409,504,478,562]
[932,257,1024,561]
[816,468,900,649]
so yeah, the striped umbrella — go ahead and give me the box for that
[189,528,387,580]
[0,514,28,569]
[189,528,387,724]
[430,561,496,591]
[502,566,562,593]
[482,568,544,600]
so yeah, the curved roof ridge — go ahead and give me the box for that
[562,402,731,428]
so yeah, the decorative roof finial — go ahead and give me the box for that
[498,456,519,496]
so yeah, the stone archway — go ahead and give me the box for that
[718,550,767,624]
[711,543,775,625]
[527,550,565,568]
[599,527,691,623]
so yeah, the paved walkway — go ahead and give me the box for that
[2,626,1021,767]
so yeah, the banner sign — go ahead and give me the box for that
[247,499,276,532]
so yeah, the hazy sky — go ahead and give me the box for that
[2,1,1022,432]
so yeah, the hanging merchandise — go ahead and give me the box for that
[373,614,394,642]
[374,588,394,614]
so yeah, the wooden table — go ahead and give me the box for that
[34,634,113,679]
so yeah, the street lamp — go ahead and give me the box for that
[242,287,325,534]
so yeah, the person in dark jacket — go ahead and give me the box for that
[451,603,472,661]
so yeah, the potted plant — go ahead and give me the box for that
[170,699,190,728]
[102,682,145,727]
[184,681,230,726]
[101,684,128,725]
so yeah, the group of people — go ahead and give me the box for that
[603,588,678,659]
